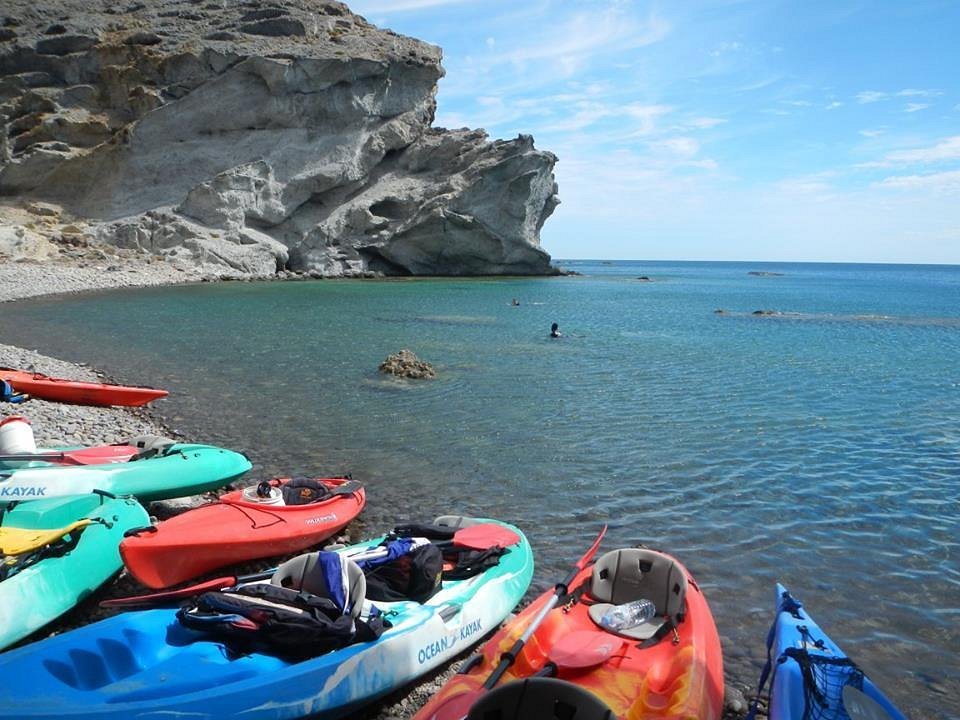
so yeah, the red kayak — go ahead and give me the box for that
[120,476,366,589]
[415,546,724,720]
[0,368,168,407]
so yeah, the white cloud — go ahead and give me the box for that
[783,100,813,107]
[897,88,942,98]
[904,103,930,113]
[710,41,743,57]
[486,37,495,48]
[885,136,960,164]
[491,9,670,69]
[859,129,884,138]
[350,0,476,13]
[856,90,888,104]
[649,136,700,158]
[688,117,727,129]
[825,101,843,110]
[876,170,960,194]
[541,102,670,134]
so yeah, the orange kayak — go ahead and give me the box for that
[120,476,366,588]
[0,368,168,407]
[415,547,724,720]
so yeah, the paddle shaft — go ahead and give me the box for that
[103,522,522,608]
[100,569,274,608]
[0,452,82,465]
[482,525,607,690]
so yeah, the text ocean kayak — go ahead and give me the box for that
[1,369,167,407]
[0,439,252,501]
[0,492,149,650]
[416,546,724,720]
[121,476,367,588]
[0,515,534,720]
[758,583,906,720]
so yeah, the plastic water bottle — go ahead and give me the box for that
[599,598,657,631]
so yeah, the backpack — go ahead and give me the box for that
[360,539,443,603]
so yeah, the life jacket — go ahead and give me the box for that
[280,477,332,506]
[177,551,386,660]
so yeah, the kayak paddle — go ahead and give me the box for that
[0,452,87,466]
[102,523,524,608]
[422,524,608,720]
[0,446,138,466]
[100,569,276,608]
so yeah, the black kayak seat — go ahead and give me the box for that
[468,678,615,720]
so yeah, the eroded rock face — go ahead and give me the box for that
[0,1,560,276]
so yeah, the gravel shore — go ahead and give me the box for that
[0,257,754,718]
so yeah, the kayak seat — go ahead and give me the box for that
[271,551,366,620]
[124,435,176,460]
[434,514,485,529]
[587,548,687,642]
[468,677,616,720]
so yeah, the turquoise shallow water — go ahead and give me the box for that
[1,260,958,716]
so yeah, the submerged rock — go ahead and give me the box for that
[379,349,436,379]
[0,1,560,277]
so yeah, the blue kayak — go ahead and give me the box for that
[0,515,534,720]
[752,583,907,720]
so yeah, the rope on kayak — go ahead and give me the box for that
[747,590,867,720]
[783,647,866,720]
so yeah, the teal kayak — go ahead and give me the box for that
[0,492,150,650]
[0,442,252,501]
[0,515,534,720]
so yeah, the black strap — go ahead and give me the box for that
[636,616,677,649]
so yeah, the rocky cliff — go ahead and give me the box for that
[0,0,560,276]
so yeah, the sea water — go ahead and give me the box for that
[1,260,957,716]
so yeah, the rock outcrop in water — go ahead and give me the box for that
[0,0,560,277]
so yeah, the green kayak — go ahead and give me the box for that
[0,492,150,650]
[0,439,252,502]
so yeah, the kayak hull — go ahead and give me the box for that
[0,444,252,501]
[416,549,724,720]
[0,493,150,650]
[769,583,906,720]
[120,477,367,588]
[0,517,534,720]
[0,369,167,407]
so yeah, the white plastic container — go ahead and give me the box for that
[241,484,284,505]
[0,416,37,454]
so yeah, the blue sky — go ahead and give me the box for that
[349,0,960,263]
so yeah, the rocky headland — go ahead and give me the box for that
[1,0,560,279]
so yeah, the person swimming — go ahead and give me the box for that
[550,322,561,338]
[511,298,520,306]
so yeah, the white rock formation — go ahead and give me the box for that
[0,1,560,276]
